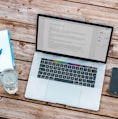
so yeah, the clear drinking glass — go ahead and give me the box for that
[0,69,18,94]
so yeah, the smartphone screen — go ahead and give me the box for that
[109,68,118,95]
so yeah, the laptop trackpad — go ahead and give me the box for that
[45,81,81,107]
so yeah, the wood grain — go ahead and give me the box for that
[11,39,118,62]
[14,57,117,81]
[108,39,118,58]
[14,51,118,80]
[0,78,117,118]
[10,40,118,79]
[12,40,35,62]
[0,0,118,118]
[0,0,118,39]
[106,58,118,76]
[0,97,115,119]
[0,20,36,43]
[15,60,31,80]
[0,19,117,45]
[64,0,118,9]
[0,76,111,101]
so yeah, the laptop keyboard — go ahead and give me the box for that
[37,58,97,88]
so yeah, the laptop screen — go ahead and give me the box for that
[36,14,113,63]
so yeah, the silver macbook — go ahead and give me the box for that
[25,14,113,111]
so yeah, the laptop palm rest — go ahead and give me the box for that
[45,81,81,106]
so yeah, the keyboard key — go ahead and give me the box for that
[37,58,97,87]
[74,74,77,77]
[67,76,70,79]
[83,79,86,82]
[38,71,43,75]
[46,65,49,68]
[75,77,79,81]
[51,74,54,77]
[71,77,74,80]
[91,84,94,88]
[83,83,86,86]
[54,70,57,73]
[43,72,46,75]
[46,69,49,72]
[87,80,95,84]
[79,82,82,85]
[79,78,82,81]
[50,66,53,69]
[58,71,61,74]
[65,68,68,72]
[73,70,76,73]
[54,78,73,84]
[59,75,62,78]
[63,64,66,68]
[87,83,91,87]
[74,82,79,85]
[37,74,41,78]
[63,75,66,79]
[40,68,45,71]
[55,74,58,77]
[49,77,53,80]
[69,69,72,72]
[47,73,50,76]
[49,69,52,72]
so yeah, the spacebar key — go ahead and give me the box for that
[54,78,73,84]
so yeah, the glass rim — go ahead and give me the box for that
[0,68,18,85]
[1,68,17,74]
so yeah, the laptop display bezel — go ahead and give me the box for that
[36,14,113,63]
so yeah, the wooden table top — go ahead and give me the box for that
[0,0,118,119]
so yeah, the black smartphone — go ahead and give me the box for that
[109,67,118,96]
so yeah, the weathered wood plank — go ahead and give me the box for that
[0,19,117,45]
[103,76,111,96]
[64,0,118,9]
[0,59,117,118]
[13,47,118,81]
[15,60,31,80]
[0,80,47,106]
[0,20,36,43]
[0,59,115,118]
[0,97,114,119]
[12,39,118,62]
[0,76,111,101]
[108,39,118,58]
[0,0,117,119]
[14,52,118,80]
[0,0,118,39]
[106,57,118,76]
[0,78,117,118]
[12,40,35,62]
[11,39,118,79]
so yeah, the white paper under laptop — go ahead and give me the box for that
[25,14,113,111]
